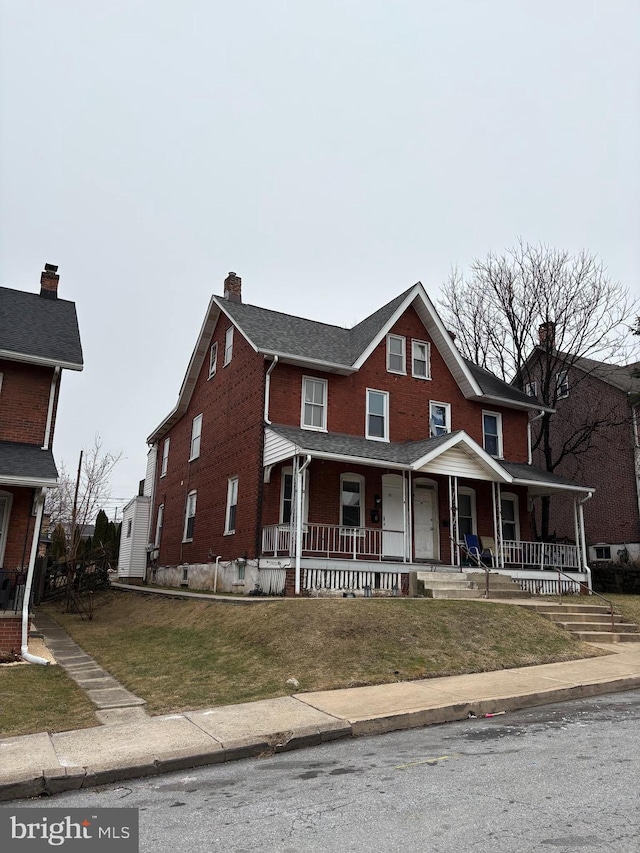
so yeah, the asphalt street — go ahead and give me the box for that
[5,691,640,852]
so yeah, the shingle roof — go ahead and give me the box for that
[0,442,58,483]
[501,460,592,490]
[567,354,640,394]
[0,286,83,368]
[269,424,457,465]
[465,361,538,407]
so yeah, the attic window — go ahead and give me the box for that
[412,340,431,380]
[525,381,537,397]
[556,371,569,399]
[386,335,406,374]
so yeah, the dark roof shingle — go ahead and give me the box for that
[0,442,58,482]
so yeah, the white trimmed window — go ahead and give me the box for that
[189,414,203,461]
[341,473,364,527]
[126,519,132,538]
[386,334,406,374]
[430,401,451,437]
[457,487,476,540]
[594,545,611,561]
[482,411,503,457]
[224,326,234,366]
[183,491,197,542]
[366,389,389,441]
[412,340,431,379]
[525,381,537,397]
[301,376,327,431]
[556,370,569,399]
[225,477,238,534]
[500,493,520,542]
[280,467,293,524]
[154,504,164,548]
[160,437,170,477]
[208,341,218,378]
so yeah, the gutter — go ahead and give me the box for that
[578,491,593,593]
[42,366,60,450]
[21,487,49,665]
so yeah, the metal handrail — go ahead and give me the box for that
[555,566,616,632]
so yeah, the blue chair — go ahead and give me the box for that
[463,534,493,568]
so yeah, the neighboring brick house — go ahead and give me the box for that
[526,342,640,564]
[124,273,592,595]
[0,265,83,654]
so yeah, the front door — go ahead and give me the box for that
[413,480,437,560]
[382,474,405,558]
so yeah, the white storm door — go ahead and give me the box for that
[382,474,405,558]
[414,482,436,560]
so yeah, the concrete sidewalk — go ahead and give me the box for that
[2,642,640,802]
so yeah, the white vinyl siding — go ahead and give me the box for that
[366,389,389,441]
[386,334,406,374]
[301,377,327,431]
[419,446,497,480]
[190,414,203,461]
[116,496,151,579]
[411,340,431,379]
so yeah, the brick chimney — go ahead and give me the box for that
[40,263,59,299]
[224,271,242,303]
[538,321,556,348]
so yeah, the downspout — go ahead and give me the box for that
[578,491,593,592]
[264,356,279,424]
[491,482,499,564]
[527,409,545,465]
[21,487,49,665]
[41,366,60,450]
[294,454,311,595]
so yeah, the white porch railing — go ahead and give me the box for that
[261,523,405,561]
[501,540,580,570]
[305,568,402,593]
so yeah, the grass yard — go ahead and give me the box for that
[607,593,640,627]
[41,590,605,716]
[0,665,98,739]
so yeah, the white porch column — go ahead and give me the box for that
[496,482,504,568]
[407,470,413,563]
[578,493,593,592]
[294,455,311,595]
[491,482,499,567]
[402,471,408,563]
[573,497,582,569]
[448,475,459,568]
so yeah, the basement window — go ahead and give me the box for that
[594,545,611,561]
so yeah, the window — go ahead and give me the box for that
[482,411,503,457]
[525,381,537,398]
[341,474,364,527]
[386,334,406,374]
[154,504,164,548]
[412,340,431,379]
[556,371,569,399]
[457,488,476,540]
[126,518,133,538]
[224,326,234,366]
[500,494,519,542]
[208,342,218,378]
[225,477,238,534]
[190,414,202,460]
[301,377,327,431]
[594,545,611,561]
[430,401,451,437]
[366,389,389,441]
[183,491,197,541]
[161,437,170,477]
[280,468,293,524]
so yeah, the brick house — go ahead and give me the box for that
[123,273,592,595]
[525,340,640,564]
[0,265,83,654]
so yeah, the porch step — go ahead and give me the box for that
[524,603,612,615]
[553,620,640,634]
[528,602,640,643]
[539,611,628,624]
[465,572,532,599]
[428,588,483,600]
[569,631,640,643]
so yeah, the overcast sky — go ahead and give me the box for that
[1,0,639,519]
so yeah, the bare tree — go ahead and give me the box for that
[440,240,638,538]
[46,436,122,559]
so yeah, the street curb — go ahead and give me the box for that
[1,677,640,802]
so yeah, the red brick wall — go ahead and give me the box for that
[0,360,55,444]
[532,369,640,545]
[268,307,529,459]
[1,487,35,569]
[0,616,23,654]
[152,315,266,564]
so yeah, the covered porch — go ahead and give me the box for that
[261,425,593,595]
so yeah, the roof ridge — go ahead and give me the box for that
[215,294,352,334]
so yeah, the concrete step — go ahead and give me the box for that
[570,631,640,643]
[415,571,468,583]
[554,621,640,634]
[540,611,628,625]
[428,588,483,600]
[525,603,612,615]
[485,589,532,599]
[417,579,476,590]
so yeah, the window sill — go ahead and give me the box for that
[160,473,167,478]
[182,538,193,544]
[188,455,200,463]
[412,373,432,381]
[223,530,236,536]
[300,424,327,432]
[365,435,389,443]
[386,369,406,376]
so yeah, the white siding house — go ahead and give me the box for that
[117,495,150,581]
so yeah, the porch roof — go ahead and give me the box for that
[264,425,511,481]
[264,425,594,494]
[0,441,58,488]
